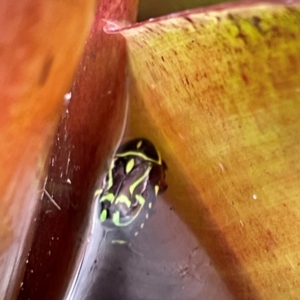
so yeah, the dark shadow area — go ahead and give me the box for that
[138,0,240,21]
[69,191,233,300]
[88,242,133,300]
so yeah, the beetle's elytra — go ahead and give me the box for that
[96,138,167,236]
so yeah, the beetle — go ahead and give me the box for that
[96,138,167,239]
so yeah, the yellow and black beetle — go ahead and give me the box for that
[96,138,167,238]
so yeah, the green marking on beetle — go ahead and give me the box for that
[125,158,135,174]
[100,209,107,222]
[112,200,145,227]
[106,159,115,190]
[129,165,152,195]
[115,194,131,207]
[100,193,114,202]
[113,211,121,225]
[94,189,103,196]
[135,194,146,206]
[116,151,161,165]
[98,138,167,233]
[112,240,127,244]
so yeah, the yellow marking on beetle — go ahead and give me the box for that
[117,151,161,164]
[94,189,103,197]
[154,185,159,195]
[148,202,152,209]
[157,151,162,165]
[100,193,114,202]
[140,223,144,229]
[125,158,135,174]
[134,231,139,237]
[129,165,152,195]
[135,194,146,206]
[113,211,121,225]
[106,160,115,190]
[112,240,127,244]
[145,213,149,219]
[115,194,131,207]
[100,209,107,222]
[136,140,143,149]
[112,195,146,227]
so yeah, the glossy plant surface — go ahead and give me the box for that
[118,1,300,298]
[0,1,95,299]
[3,0,300,299]
[17,0,139,299]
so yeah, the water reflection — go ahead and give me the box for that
[67,193,233,300]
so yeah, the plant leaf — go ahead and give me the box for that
[120,2,300,298]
